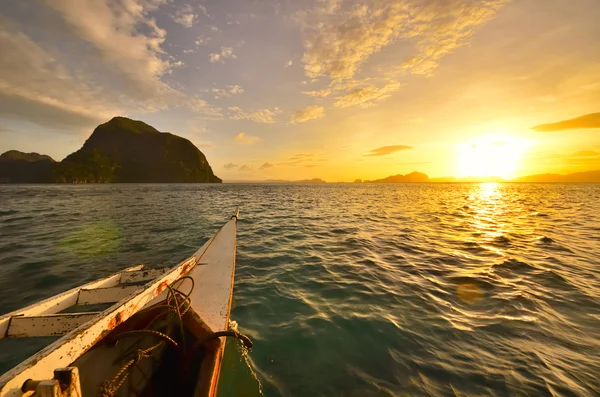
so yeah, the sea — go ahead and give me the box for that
[0,183,599,396]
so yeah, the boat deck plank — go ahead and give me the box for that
[188,216,237,333]
[77,285,141,305]
[0,265,143,339]
[7,312,101,338]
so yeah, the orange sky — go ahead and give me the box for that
[0,0,599,181]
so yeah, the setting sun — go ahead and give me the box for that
[456,134,531,179]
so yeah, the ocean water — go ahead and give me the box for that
[0,183,599,396]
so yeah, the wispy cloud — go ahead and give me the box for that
[188,99,223,120]
[279,153,328,166]
[224,162,238,169]
[172,4,197,28]
[228,107,279,123]
[297,0,508,82]
[239,164,253,171]
[531,112,600,132]
[290,106,325,123]
[209,47,236,63]
[294,0,508,112]
[195,37,210,46]
[302,89,332,98]
[234,132,262,145]
[0,0,180,130]
[260,162,274,169]
[365,145,413,157]
[212,85,244,99]
[334,82,401,108]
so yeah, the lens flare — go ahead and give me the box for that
[59,222,121,257]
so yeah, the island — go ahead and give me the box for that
[0,151,56,183]
[0,117,221,183]
[364,172,429,183]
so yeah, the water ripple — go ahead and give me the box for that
[0,183,599,396]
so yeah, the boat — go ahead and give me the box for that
[0,209,250,397]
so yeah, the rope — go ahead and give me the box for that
[193,330,254,350]
[99,343,161,397]
[97,274,253,397]
[110,329,179,349]
[97,276,195,397]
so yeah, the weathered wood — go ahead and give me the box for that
[0,265,143,339]
[0,258,197,396]
[77,286,140,305]
[0,210,240,397]
[6,313,100,338]
[119,268,170,284]
[188,214,237,333]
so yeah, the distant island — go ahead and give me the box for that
[0,117,221,183]
[364,172,429,183]
[361,171,600,183]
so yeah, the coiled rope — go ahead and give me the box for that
[98,276,252,397]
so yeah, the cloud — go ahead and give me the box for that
[302,89,332,98]
[290,153,315,160]
[531,112,600,132]
[197,5,210,18]
[296,0,508,94]
[195,37,210,46]
[188,99,224,120]
[209,47,236,63]
[0,0,230,132]
[0,23,121,130]
[260,162,274,169]
[279,153,328,166]
[224,162,238,169]
[334,82,401,108]
[365,145,413,156]
[228,107,279,123]
[290,106,325,123]
[183,49,195,54]
[285,60,293,68]
[212,85,244,99]
[239,164,253,171]
[234,132,262,145]
[172,5,196,28]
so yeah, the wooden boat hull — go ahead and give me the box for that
[0,211,240,397]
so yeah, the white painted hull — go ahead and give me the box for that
[0,210,240,397]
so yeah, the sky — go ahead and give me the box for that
[0,0,599,182]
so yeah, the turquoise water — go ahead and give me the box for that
[1,183,599,396]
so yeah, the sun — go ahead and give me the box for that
[456,133,530,179]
